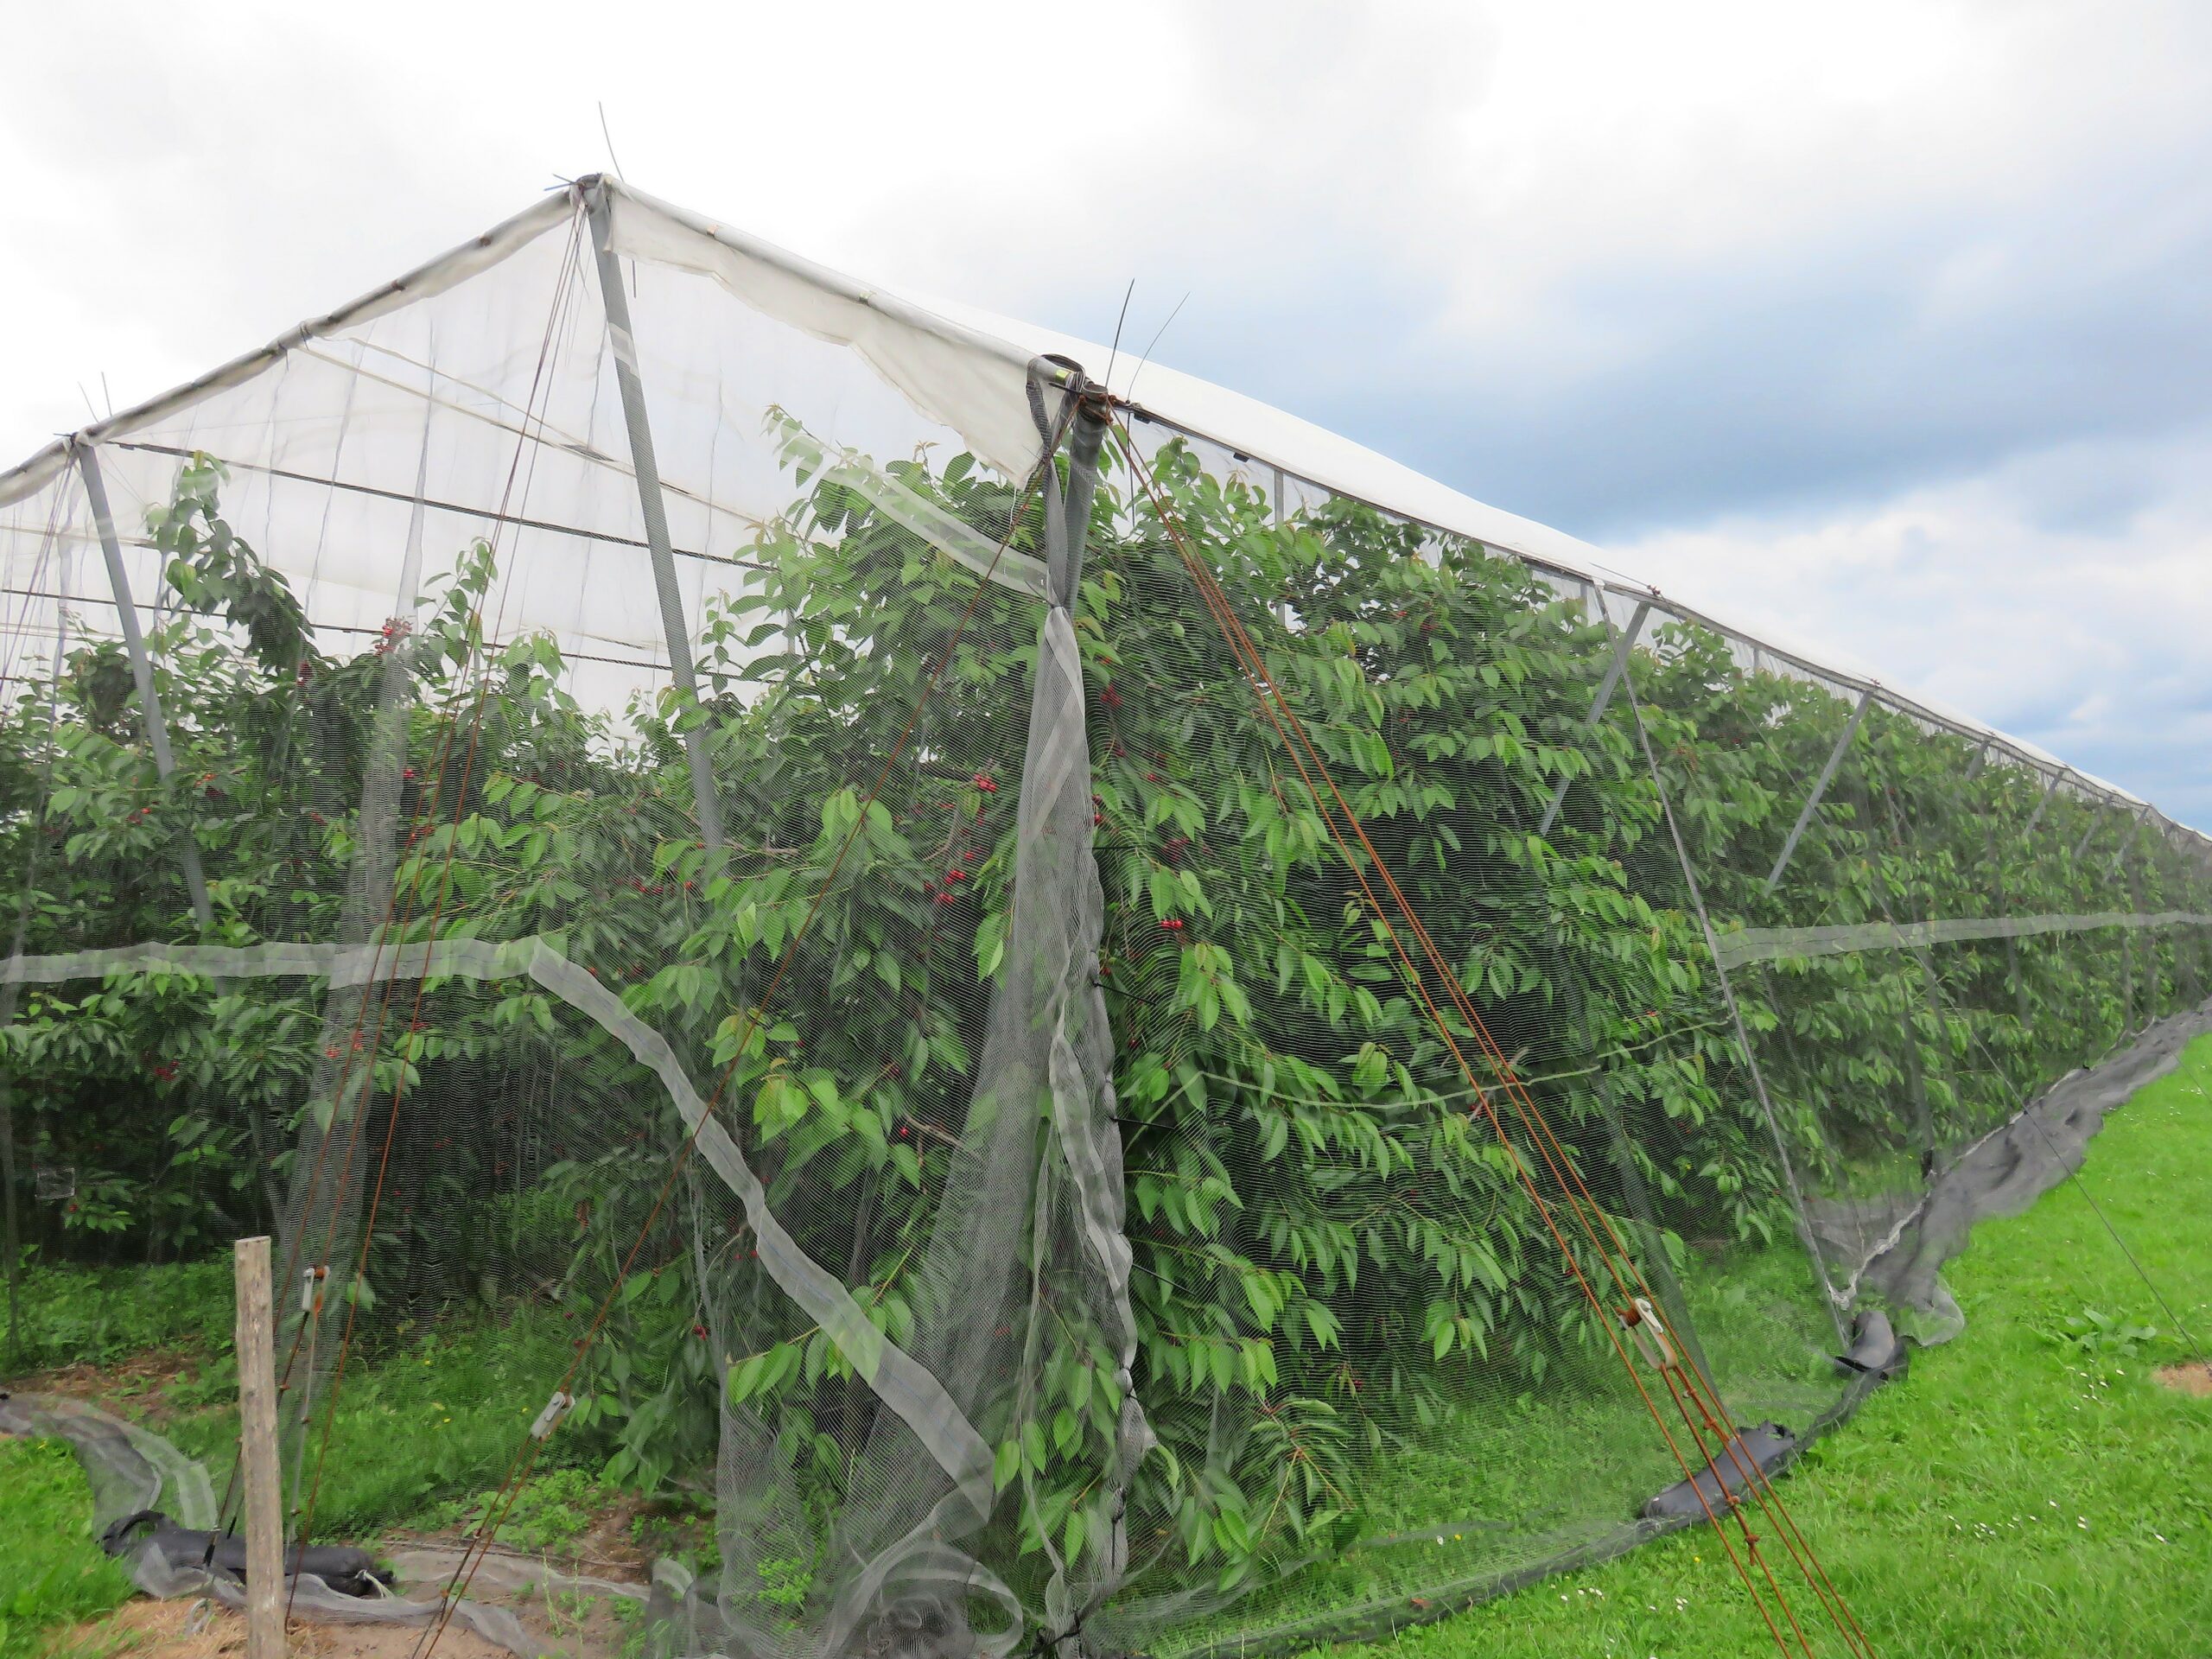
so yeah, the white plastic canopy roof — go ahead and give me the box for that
[0,176,2182,832]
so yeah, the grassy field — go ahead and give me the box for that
[0,1437,134,1659]
[1320,1033,2212,1659]
[3,1037,2206,1659]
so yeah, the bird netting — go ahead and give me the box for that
[2,176,2207,1659]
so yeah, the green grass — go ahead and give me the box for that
[1312,1033,2212,1659]
[0,1438,134,1659]
[1,1293,599,1653]
[1152,1236,1851,1656]
[2,1258,231,1374]
[156,1307,588,1538]
[6,1264,588,1541]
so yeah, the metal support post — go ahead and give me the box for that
[2119,851,2142,1032]
[1618,662,1849,1343]
[2020,772,2061,840]
[1058,398,1109,594]
[1537,598,1650,837]
[1269,467,1294,626]
[1764,688,1872,893]
[586,184,723,855]
[75,442,213,930]
[2069,802,2111,867]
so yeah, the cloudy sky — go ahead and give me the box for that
[4,1,2207,823]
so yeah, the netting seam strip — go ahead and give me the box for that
[287,202,599,1587]
[416,453,1056,1659]
[1716,910,2212,970]
[0,933,1000,1507]
[779,427,1050,599]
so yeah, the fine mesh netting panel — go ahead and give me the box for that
[3,175,2209,1659]
[1065,428,1850,1657]
[0,181,1143,1659]
[1617,608,2212,1344]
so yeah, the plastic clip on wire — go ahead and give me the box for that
[1621,1297,1680,1372]
[528,1391,573,1442]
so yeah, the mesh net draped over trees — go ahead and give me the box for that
[1,176,2207,1659]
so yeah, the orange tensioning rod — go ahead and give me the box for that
[1117,421,1873,1656]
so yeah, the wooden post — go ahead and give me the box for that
[234,1236,284,1659]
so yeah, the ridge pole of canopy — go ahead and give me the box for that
[1764,686,1872,893]
[73,441,213,931]
[1537,597,1650,838]
[585,180,724,857]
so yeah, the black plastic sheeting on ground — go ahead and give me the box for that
[1640,1423,1798,1522]
[99,1510,396,1598]
[1852,999,2212,1343]
[1831,1307,1910,1381]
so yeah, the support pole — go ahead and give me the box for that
[2116,806,2155,1032]
[2118,856,2137,1036]
[75,442,213,930]
[1537,598,1650,837]
[2069,802,2111,867]
[0,896,30,1364]
[1269,467,1294,626]
[1764,688,1872,893]
[1026,370,1150,1640]
[1058,398,1109,592]
[1999,871,2027,1028]
[1618,665,1848,1342]
[286,1268,326,1524]
[0,1056,18,1363]
[585,184,723,855]
[233,1236,284,1659]
[2020,772,2061,840]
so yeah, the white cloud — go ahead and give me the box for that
[1611,425,2212,826]
[1,0,2205,816]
